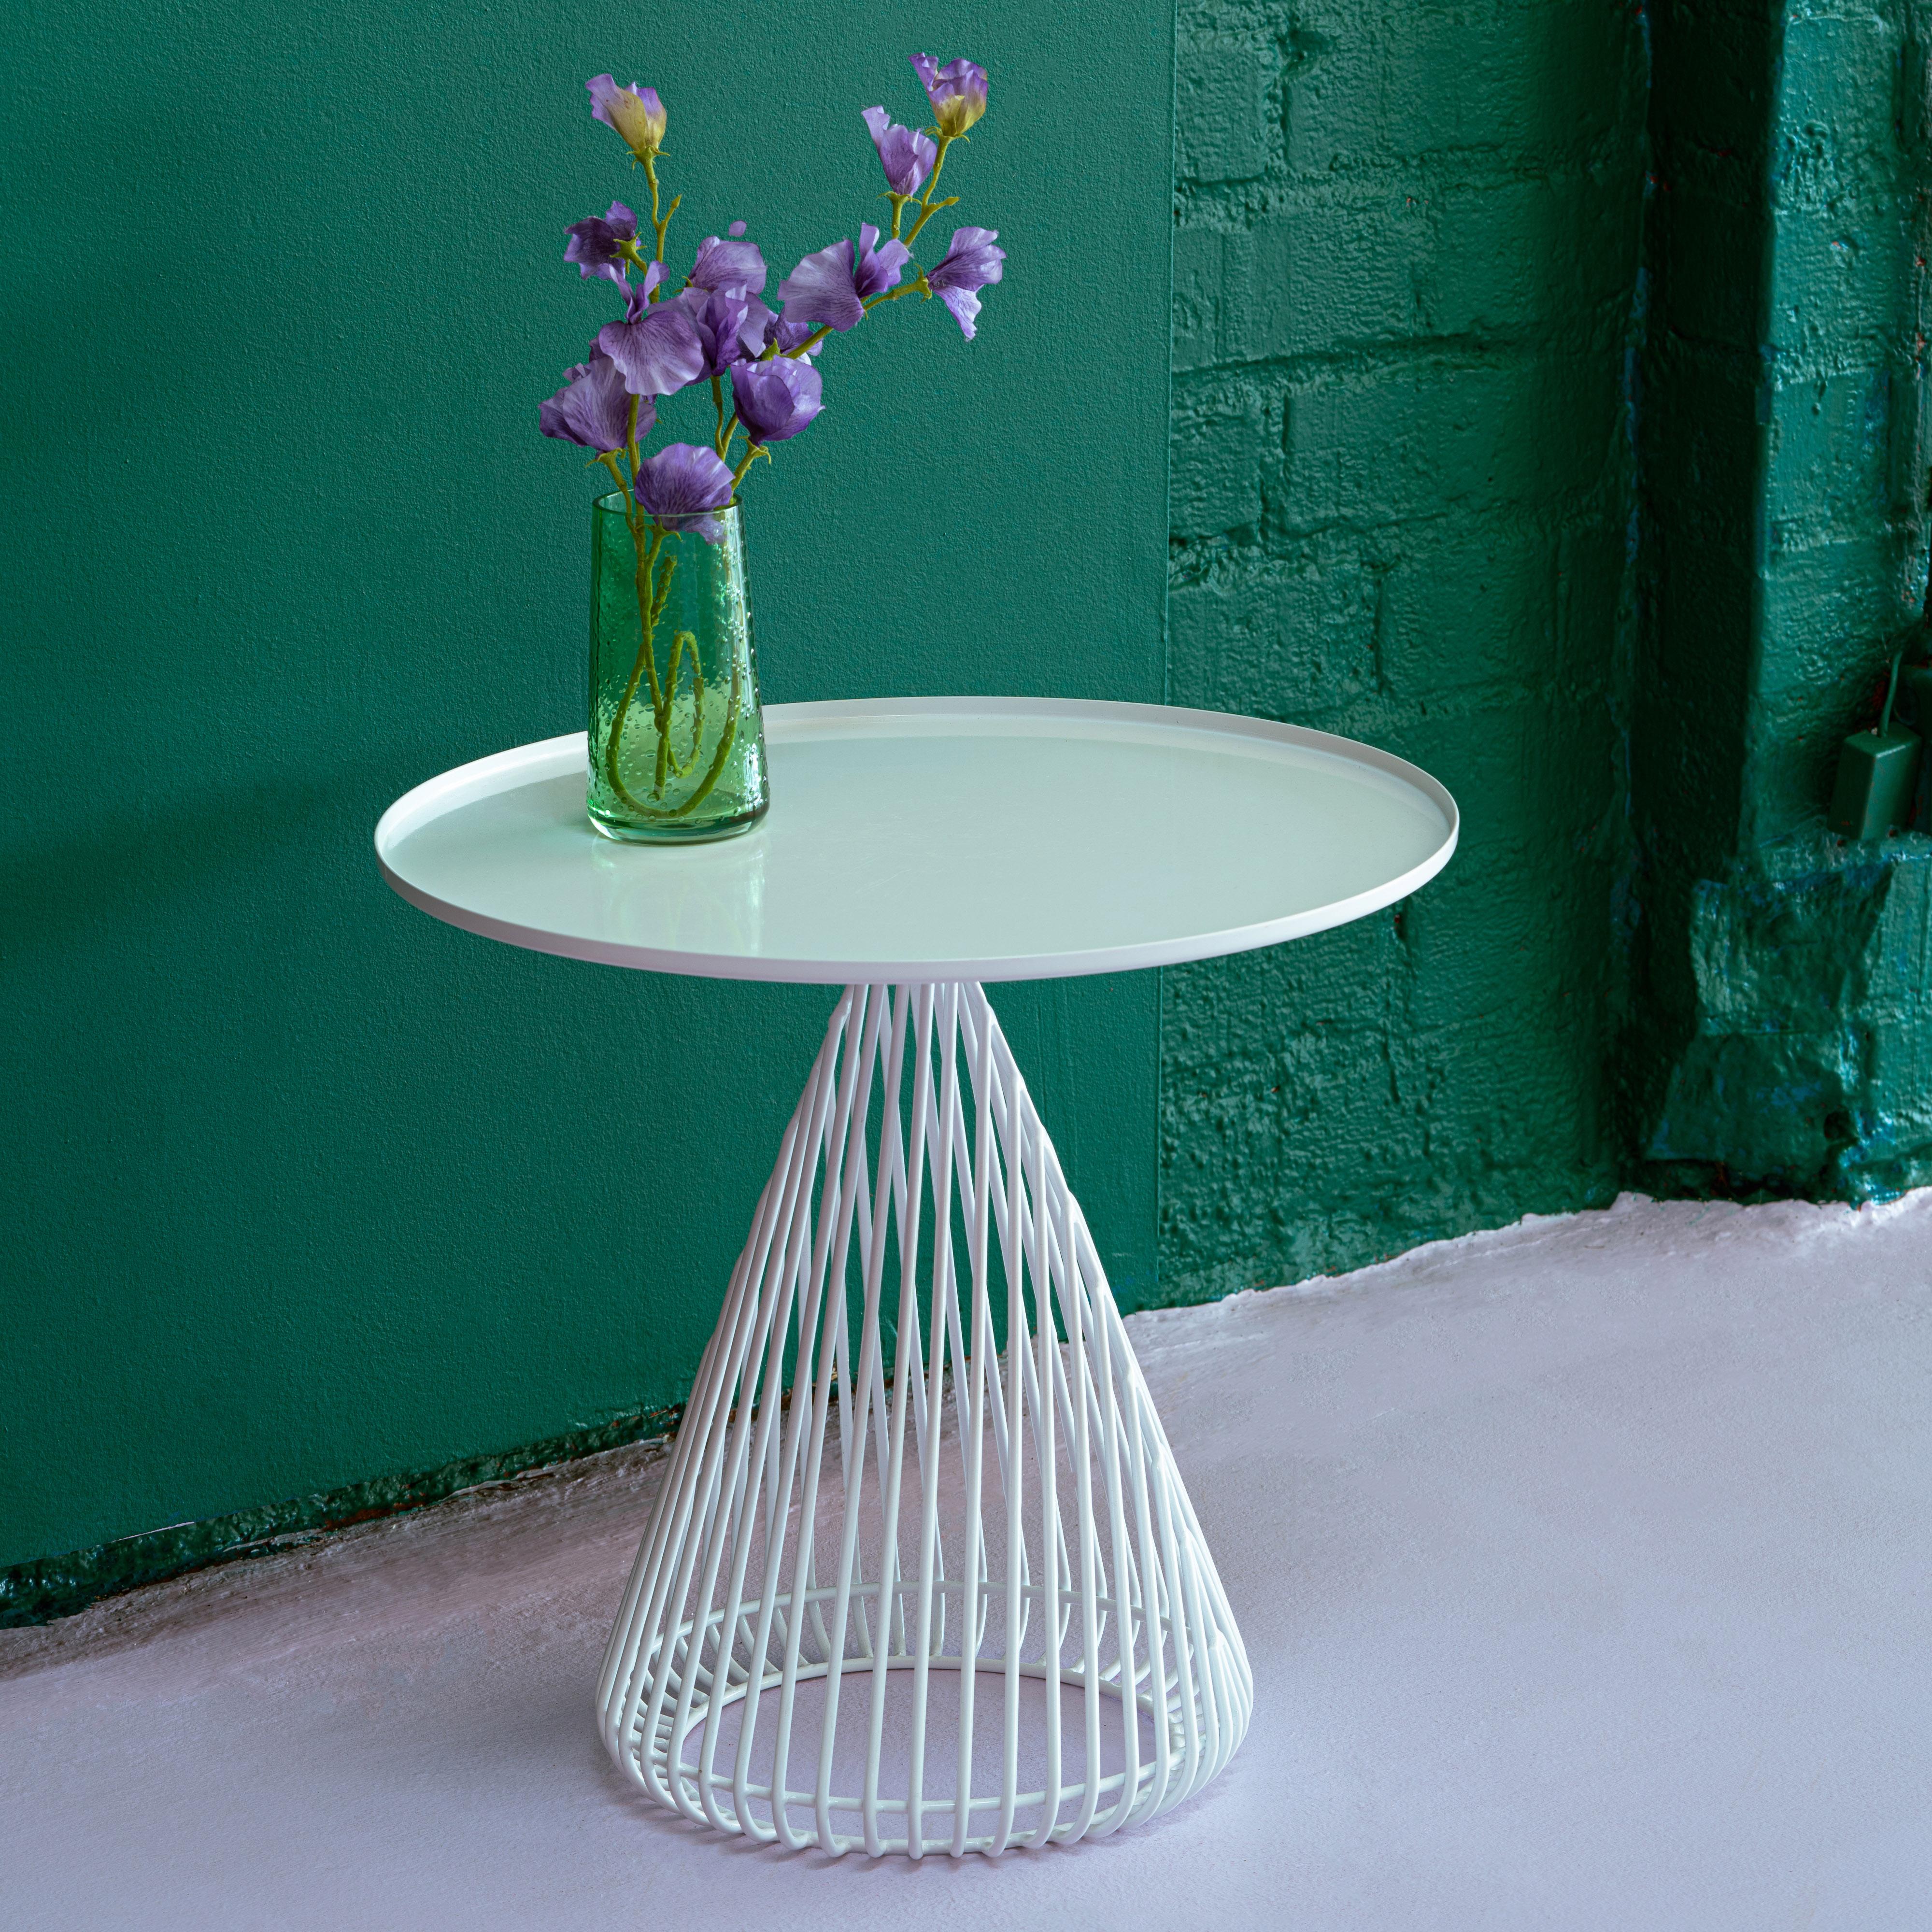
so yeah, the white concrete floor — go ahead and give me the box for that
[5,1192,1930,1929]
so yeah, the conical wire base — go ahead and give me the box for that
[597,983,1251,1856]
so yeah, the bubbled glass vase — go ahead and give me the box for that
[587,490,769,842]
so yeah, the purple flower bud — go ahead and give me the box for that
[633,442,735,542]
[926,226,1005,339]
[586,75,666,161]
[729,358,824,445]
[727,220,747,238]
[596,275,705,397]
[777,225,911,334]
[563,201,639,284]
[539,351,653,453]
[860,106,937,195]
[909,54,988,137]
[690,231,768,296]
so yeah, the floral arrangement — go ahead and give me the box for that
[539,55,1004,524]
[539,55,1004,837]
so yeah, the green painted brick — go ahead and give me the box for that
[1755,528,1924,709]
[1683,865,1882,1027]
[1768,211,1923,367]
[1223,199,1426,362]
[1868,1010,1932,1147]
[1777,14,1905,165]
[1222,178,1636,365]
[1429,177,1639,341]
[1642,344,1763,544]
[1387,697,1620,861]
[1399,856,1619,1034]
[1650,1029,1855,1179]
[1873,855,1932,1001]
[1178,37,1271,182]
[1170,389,1266,536]
[1765,368,1910,542]
[1166,0,1634,1294]
[1650,0,1778,165]
[1282,0,1634,174]
[1279,356,1617,530]
[1747,540,1926,845]
[1556,519,1629,685]
[1167,561,1380,715]
[1172,224,1226,372]
[1650,182,1767,353]
[1378,531,1555,697]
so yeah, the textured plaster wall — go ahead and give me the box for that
[1159,0,1649,1297]
[1631,0,1932,1197]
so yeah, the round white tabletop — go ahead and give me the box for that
[375,697,1458,984]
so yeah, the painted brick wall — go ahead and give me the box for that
[1632,0,1932,1199]
[1161,0,1648,1296]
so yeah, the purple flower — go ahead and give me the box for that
[909,54,988,137]
[677,285,754,380]
[539,351,653,453]
[633,442,735,542]
[926,226,1005,339]
[586,74,665,161]
[596,275,704,397]
[689,232,767,296]
[860,106,936,195]
[729,358,824,445]
[777,224,912,333]
[563,201,638,284]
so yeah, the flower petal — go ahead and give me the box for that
[596,299,705,397]
[539,352,653,450]
[776,238,864,332]
[729,358,824,444]
[633,441,736,541]
[690,232,768,295]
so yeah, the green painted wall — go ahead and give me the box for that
[16,0,1932,1612]
[1629,0,1932,1197]
[1159,0,1648,1295]
[1,2,1174,1577]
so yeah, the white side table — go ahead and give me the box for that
[377,698,1457,1857]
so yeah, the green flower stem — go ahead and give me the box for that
[677,638,744,816]
[641,154,680,282]
[864,277,924,314]
[651,624,707,796]
[901,135,958,248]
[600,521,671,817]
[731,443,769,489]
[660,632,704,781]
[782,325,833,361]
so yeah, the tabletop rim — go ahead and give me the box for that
[375,696,1460,984]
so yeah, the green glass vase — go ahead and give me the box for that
[587,491,769,843]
